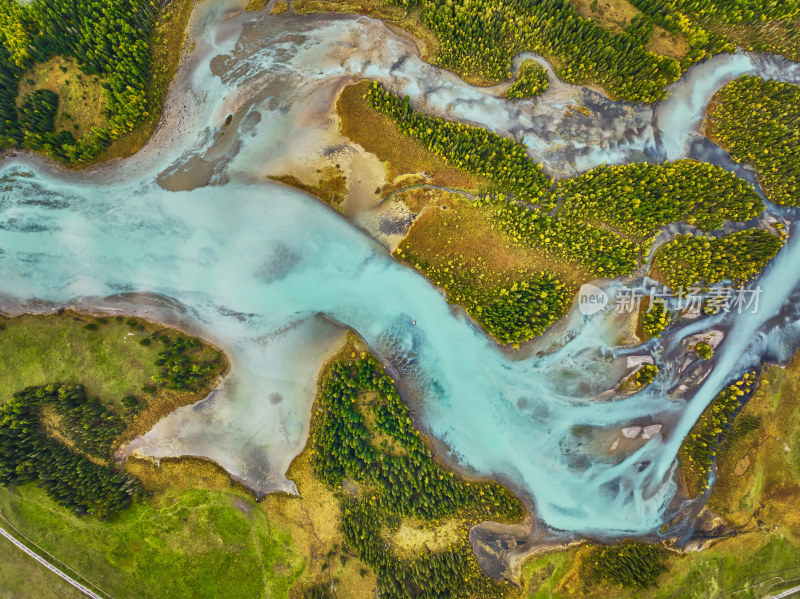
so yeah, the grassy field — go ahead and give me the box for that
[0,310,226,443]
[17,57,107,139]
[0,312,375,598]
[0,310,305,598]
[520,532,800,598]
[709,358,800,534]
[0,481,304,599]
[567,0,640,35]
[0,532,86,599]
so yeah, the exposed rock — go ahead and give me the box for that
[626,355,655,369]
[734,455,751,476]
[622,426,642,439]
[642,424,663,439]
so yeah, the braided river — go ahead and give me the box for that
[2,0,800,537]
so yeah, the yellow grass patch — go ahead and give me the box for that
[246,0,270,10]
[269,164,348,209]
[17,57,107,138]
[647,25,690,60]
[569,0,640,34]
[337,81,484,194]
[125,456,247,501]
[387,517,465,559]
[396,189,589,291]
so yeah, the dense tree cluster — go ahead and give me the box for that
[477,194,641,277]
[710,76,800,207]
[556,161,764,238]
[654,228,783,289]
[339,496,513,598]
[382,0,800,99]
[311,354,522,597]
[633,364,659,387]
[388,0,683,101]
[312,355,522,521]
[505,60,549,100]
[640,299,670,338]
[629,0,798,62]
[632,0,799,28]
[0,0,159,162]
[152,336,218,392]
[366,81,551,204]
[0,384,141,518]
[695,341,714,359]
[679,373,755,496]
[47,384,124,458]
[18,88,58,135]
[396,245,570,345]
[584,541,667,588]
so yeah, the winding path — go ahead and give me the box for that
[0,523,105,599]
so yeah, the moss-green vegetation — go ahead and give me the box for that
[653,229,784,289]
[311,352,523,597]
[584,541,667,589]
[679,372,756,497]
[0,315,224,519]
[506,60,550,100]
[0,312,308,598]
[709,76,800,207]
[640,299,670,338]
[0,311,225,521]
